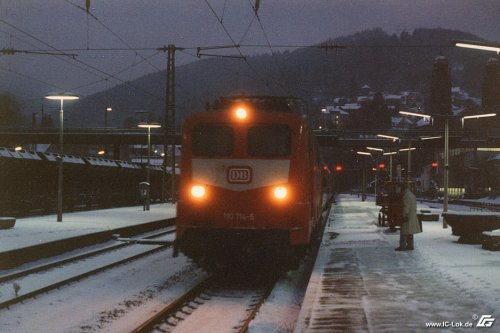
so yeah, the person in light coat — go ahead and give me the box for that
[396,183,422,251]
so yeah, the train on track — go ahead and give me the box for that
[0,148,169,217]
[175,96,334,269]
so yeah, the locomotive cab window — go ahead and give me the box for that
[192,125,234,157]
[248,125,291,157]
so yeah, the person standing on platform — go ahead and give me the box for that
[396,183,422,251]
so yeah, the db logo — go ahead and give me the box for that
[227,166,252,184]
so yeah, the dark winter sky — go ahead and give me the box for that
[1,0,500,104]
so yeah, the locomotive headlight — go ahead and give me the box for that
[235,107,248,120]
[273,186,288,200]
[191,185,206,199]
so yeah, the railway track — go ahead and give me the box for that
[130,272,277,333]
[0,227,175,310]
[129,203,333,333]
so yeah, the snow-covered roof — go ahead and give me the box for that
[391,116,414,127]
[488,153,500,161]
[0,147,13,158]
[116,161,141,169]
[357,96,370,102]
[341,103,361,111]
[384,94,402,100]
[85,157,118,167]
[18,150,42,160]
[324,106,349,115]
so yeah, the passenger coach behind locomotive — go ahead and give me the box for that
[175,96,331,269]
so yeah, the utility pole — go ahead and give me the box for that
[158,44,183,202]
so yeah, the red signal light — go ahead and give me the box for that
[335,165,343,172]
[378,163,385,169]
[431,162,438,167]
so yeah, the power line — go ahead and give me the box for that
[0,18,162,100]
[203,0,289,95]
[69,51,162,91]
[238,9,257,45]
[0,66,67,104]
[9,42,458,54]
[244,0,295,96]
[245,0,273,53]
[0,48,77,57]
[62,0,162,73]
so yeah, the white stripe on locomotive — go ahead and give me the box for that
[191,158,290,191]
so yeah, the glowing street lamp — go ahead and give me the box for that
[356,151,372,156]
[138,122,161,211]
[399,110,432,120]
[398,147,416,152]
[45,93,79,222]
[420,136,442,140]
[377,134,399,142]
[104,107,112,127]
[453,40,500,54]
[461,113,496,127]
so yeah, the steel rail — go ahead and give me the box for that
[0,236,174,310]
[0,227,175,283]
[130,276,214,333]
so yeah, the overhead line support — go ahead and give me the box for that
[157,44,183,203]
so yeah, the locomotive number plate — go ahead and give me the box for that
[227,166,252,184]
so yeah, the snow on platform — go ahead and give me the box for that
[0,204,176,253]
[294,195,500,333]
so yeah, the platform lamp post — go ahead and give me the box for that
[104,107,112,128]
[356,151,372,201]
[377,134,400,180]
[383,151,397,181]
[398,110,451,227]
[461,113,497,128]
[367,147,384,196]
[398,146,417,180]
[45,93,79,222]
[138,122,161,211]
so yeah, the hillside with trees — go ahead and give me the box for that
[6,28,495,129]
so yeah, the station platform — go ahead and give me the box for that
[294,194,500,332]
[0,204,176,269]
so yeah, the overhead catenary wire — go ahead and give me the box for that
[0,66,67,99]
[69,51,162,92]
[203,0,290,95]
[0,18,163,100]
[8,42,460,54]
[244,0,295,96]
[2,1,462,109]
[62,0,162,72]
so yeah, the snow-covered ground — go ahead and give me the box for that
[0,248,208,332]
[1,196,499,332]
[0,203,176,253]
[294,194,500,332]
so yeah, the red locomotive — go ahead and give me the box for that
[175,96,332,269]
